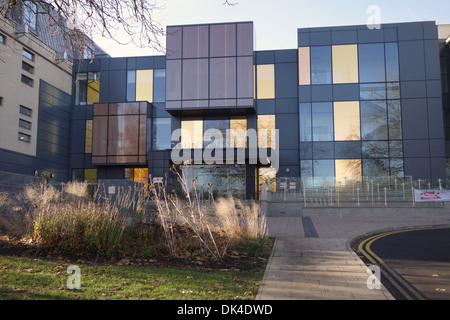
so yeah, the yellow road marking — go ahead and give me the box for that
[358,226,450,300]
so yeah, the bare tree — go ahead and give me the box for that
[1,0,166,61]
[1,0,239,62]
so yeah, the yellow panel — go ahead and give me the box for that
[84,120,92,153]
[136,69,153,103]
[181,119,203,148]
[334,101,360,141]
[332,45,359,84]
[335,159,362,184]
[298,47,311,85]
[257,114,276,148]
[87,75,100,105]
[256,64,275,99]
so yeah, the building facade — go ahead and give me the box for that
[2,16,450,199]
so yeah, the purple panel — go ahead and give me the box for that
[166,60,182,101]
[182,58,209,100]
[237,56,253,98]
[210,24,236,57]
[182,25,209,58]
[237,22,253,56]
[166,26,182,59]
[210,57,236,99]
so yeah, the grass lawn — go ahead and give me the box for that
[0,255,266,300]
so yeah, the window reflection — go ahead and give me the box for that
[362,159,389,177]
[334,101,360,141]
[259,167,277,193]
[300,103,312,142]
[153,118,171,150]
[388,100,402,140]
[203,118,229,148]
[360,101,388,140]
[229,117,247,148]
[385,43,400,82]
[153,69,166,102]
[313,160,335,184]
[75,72,100,105]
[335,159,362,184]
[360,83,386,100]
[257,114,276,148]
[358,43,386,83]
[332,45,359,84]
[312,102,333,141]
[311,46,332,84]
[362,141,389,158]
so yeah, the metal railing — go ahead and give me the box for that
[260,176,449,208]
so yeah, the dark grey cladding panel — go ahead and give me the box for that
[276,98,298,114]
[430,157,446,180]
[275,50,298,63]
[109,58,127,70]
[331,30,357,45]
[279,149,299,166]
[310,31,331,46]
[401,98,429,140]
[400,81,427,99]
[332,84,359,101]
[398,41,426,81]
[312,142,334,159]
[298,31,310,47]
[357,28,384,43]
[403,157,431,180]
[398,22,424,41]
[108,70,127,102]
[276,114,299,150]
[311,85,332,102]
[275,63,298,98]
[427,98,445,139]
[403,140,430,158]
[298,86,312,103]
[429,139,445,158]
[424,39,441,80]
[335,141,362,159]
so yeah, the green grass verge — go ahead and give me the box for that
[0,256,265,300]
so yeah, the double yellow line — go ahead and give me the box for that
[357,227,450,300]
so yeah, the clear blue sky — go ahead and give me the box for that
[94,0,450,57]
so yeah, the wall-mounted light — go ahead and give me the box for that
[33,170,38,176]
[49,173,55,179]
[285,168,290,173]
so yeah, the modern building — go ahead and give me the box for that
[2,15,450,199]
[0,1,107,191]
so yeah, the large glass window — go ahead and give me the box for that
[335,159,362,184]
[388,100,402,140]
[181,118,203,148]
[126,70,136,101]
[362,159,389,178]
[310,46,332,84]
[313,160,335,182]
[312,102,333,141]
[203,118,230,148]
[334,101,360,141]
[358,43,386,83]
[360,83,386,100]
[23,1,37,31]
[153,118,171,150]
[256,64,275,99]
[257,114,276,148]
[75,72,100,105]
[153,69,166,102]
[136,69,153,103]
[299,103,312,142]
[229,117,247,148]
[360,101,388,140]
[332,45,359,84]
[385,43,399,82]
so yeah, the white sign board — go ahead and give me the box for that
[153,177,163,184]
[108,186,116,194]
[414,189,450,202]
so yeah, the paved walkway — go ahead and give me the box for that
[256,206,450,300]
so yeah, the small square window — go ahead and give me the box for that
[0,34,5,45]
[22,48,34,61]
[18,132,31,143]
[21,74,34,87]
[22,61,34,74]
[20,105,32,117]
[0,96,3,106]
[19,119,31,129]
